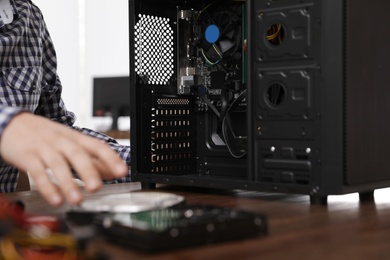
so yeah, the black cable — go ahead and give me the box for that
[201,89,247,158]
[222,89,247,158]
[217,88,229,134]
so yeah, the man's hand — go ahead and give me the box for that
[0,112,128,206]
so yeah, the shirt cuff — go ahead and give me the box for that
[0,106,27,137]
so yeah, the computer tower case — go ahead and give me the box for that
[129,0,390,204]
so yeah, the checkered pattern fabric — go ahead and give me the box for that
[0,0,131,192]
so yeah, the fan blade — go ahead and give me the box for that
[218,39,235,53]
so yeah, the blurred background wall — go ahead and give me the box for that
[32,0,130,131]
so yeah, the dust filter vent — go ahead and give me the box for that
[134,14,174,85]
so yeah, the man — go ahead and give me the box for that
[0,0,131,206]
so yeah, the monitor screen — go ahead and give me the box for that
[93,76,130,130]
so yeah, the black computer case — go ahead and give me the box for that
[129,0,390,204]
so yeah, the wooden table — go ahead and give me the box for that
[3,182,390,259]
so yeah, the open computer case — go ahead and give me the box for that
[129,0,390,204]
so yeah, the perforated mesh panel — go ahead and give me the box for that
[134,14,174,85]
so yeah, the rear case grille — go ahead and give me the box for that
[149,96,196,175]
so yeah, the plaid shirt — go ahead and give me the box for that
[0,0,131,192]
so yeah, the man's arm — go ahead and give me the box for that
[0,111,128,206]
[33,11,132,181]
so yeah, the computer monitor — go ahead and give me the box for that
[92,76,130,130]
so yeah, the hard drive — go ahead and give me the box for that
[94,204,267,252]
